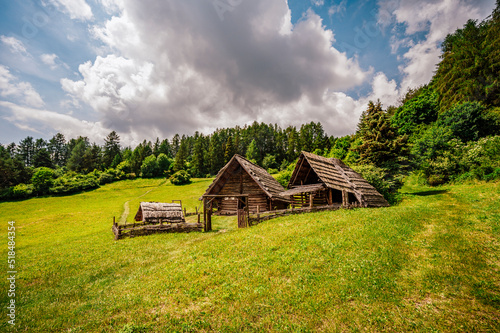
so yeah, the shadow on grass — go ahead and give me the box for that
[403,190,448,196]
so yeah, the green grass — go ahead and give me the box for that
[0,178,499,332]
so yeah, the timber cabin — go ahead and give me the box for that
[282,151,389,208]
[202,155,290,215]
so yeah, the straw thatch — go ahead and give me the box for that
[286,151,389,207]
[134,202,185,223]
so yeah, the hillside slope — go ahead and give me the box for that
[0,178,498,332]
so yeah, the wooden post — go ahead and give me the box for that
[342,190,348,207]
[207,201,212,231]
[309,194,314,208]
[197,213,200,224]
[203,198,207,232]
[328,189,333,206]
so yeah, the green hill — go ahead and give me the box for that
[1,178,499,332]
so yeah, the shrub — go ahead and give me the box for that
[49,174,99,195]
[99,173,114,185]
[116,160,132,174]
[267,168,279,175]
[352,164,403,205]
[11,184,34,199]
[169,170,191,185]
[31,167,55,195]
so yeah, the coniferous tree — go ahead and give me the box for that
[208,132,224,175]
[33,149,53,168]
[17,137,35,167]
[48,133,67,167]
[191,134,207,177]
[103,131,121,168]
[224,136,235,164]
[246,139,259,164]
[173,138,188,172]
[158,139,172,158]
[355,101,407,168]
[171,134,180,157]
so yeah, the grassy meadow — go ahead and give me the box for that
[0,177,499,332]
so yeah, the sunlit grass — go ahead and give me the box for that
[0,178,498,332]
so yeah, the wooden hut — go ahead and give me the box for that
[282,151,389,208]
[134,202,185,224]
[202,155,289,216]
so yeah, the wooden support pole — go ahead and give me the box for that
[309,194,314,208]
[342,190,348,207]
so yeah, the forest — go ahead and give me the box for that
[1,2,500,202]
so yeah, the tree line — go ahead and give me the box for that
[0,122,332,198]
[1,1,500,201]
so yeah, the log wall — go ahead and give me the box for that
[218,169,269,214]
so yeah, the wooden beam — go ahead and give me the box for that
[291,155,305,187]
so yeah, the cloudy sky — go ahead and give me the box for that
[0,0,496,146]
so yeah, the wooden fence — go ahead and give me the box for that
[248,203,343,225]
[112,220,203,240]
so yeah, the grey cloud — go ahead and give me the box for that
[62,0,369,140]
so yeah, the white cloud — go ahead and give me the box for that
[62,0,370,140]
[40,53,69,71]
[328,0,347,17]
[379,0,496,91]
[0,65,45,108]
[0,100,114,145]
[311,0,325,6]
[0,36,28,55]
[49,0,93,21]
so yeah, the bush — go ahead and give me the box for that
[99,173,114,185]
[116,160,132,174]
[267,168,279,175]
[11,184,34,199]
[352,164,404,205]
[169,170,191,185]
[31,167,55,195]
[49,174,99,195]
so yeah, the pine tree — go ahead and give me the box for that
[158,139,172,158]
[191,134,207,177]
[246,139,259,164]
[48,133,67,167]
[224,136,235,163]
[355,101,407,169]
[173,138,188,172]
[208,132,224,175]
[171,134,180,157]
[103,131,121,168]
[17,137,35,167]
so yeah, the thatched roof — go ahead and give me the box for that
[203,154,287,200]
[135,202,185,222]
[288,151,389,207]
